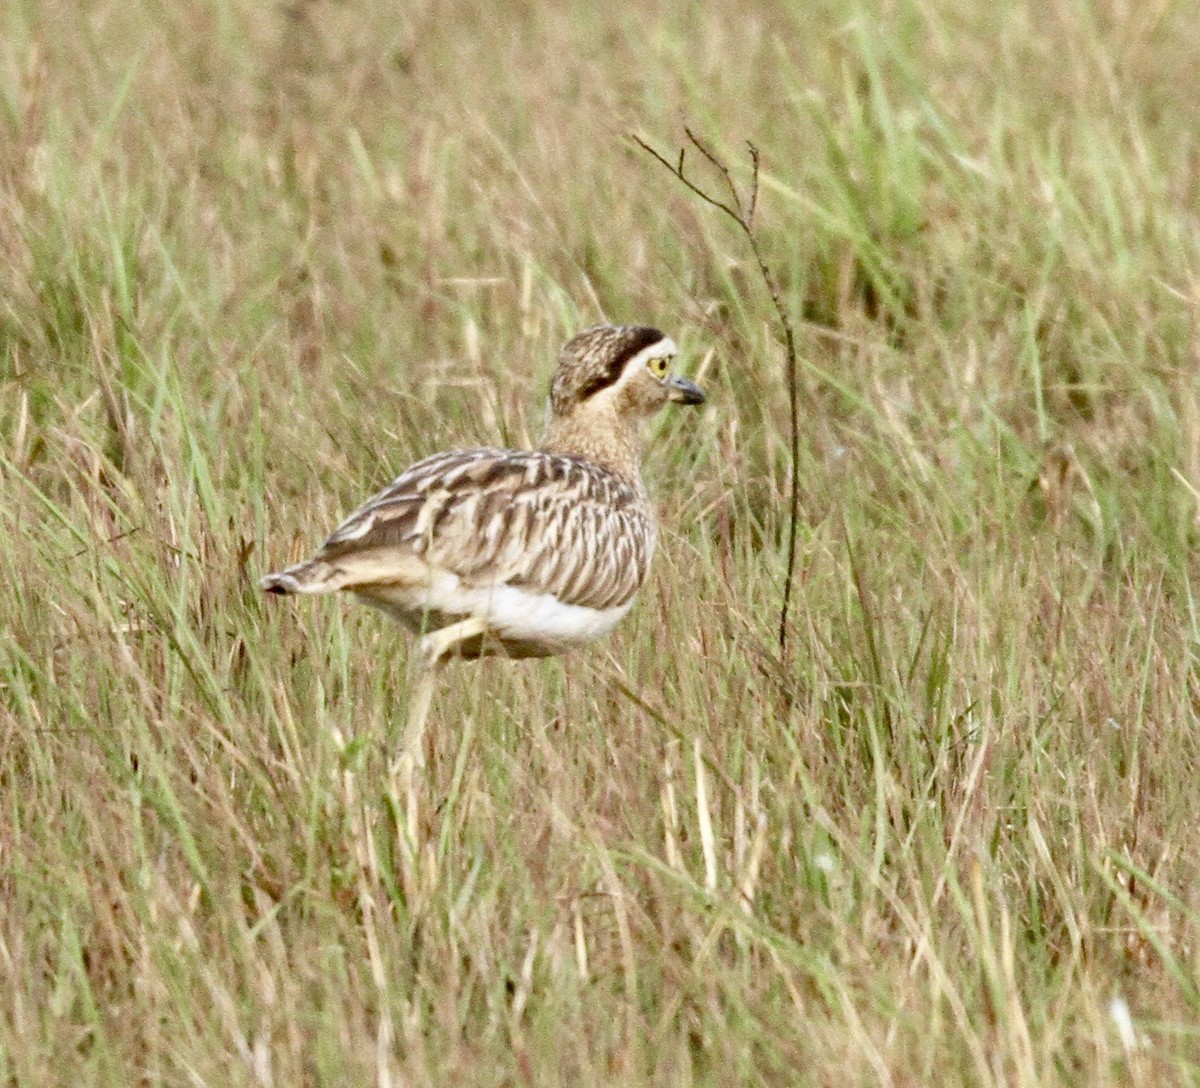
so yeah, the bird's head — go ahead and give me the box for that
[549,324,705,425]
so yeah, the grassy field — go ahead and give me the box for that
[3,0,1200,1083]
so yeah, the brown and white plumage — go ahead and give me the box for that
[264,448,656,657]
[262,324,705,662]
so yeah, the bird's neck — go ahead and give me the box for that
[539,409,644,489]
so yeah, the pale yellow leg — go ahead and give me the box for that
[393,617,489,835]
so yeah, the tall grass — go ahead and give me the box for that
[2,0,1200,1084]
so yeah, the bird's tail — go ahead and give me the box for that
[261,558,352,595]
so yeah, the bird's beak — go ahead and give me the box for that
[665,375,706,406]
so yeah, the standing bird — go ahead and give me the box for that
[261,324,705,782]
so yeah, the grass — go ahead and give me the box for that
[3,0,1200,1083]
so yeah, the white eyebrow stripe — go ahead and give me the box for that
[614,337,678,387]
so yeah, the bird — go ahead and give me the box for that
[261,324,706,794]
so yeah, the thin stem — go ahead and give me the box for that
[632,131,803,660]
[630,134,743,226]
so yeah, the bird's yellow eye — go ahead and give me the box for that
[648,355,671,379]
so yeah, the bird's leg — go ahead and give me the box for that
[402,616,490,759]
[393,617,489,837]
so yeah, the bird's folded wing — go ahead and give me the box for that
[309,449,654,611]
[495,494,653,611]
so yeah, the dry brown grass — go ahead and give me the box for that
[3,1,1200,1084]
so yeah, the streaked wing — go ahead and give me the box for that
[318,449,500,556]
[496,483,655,611]
[314,449,655,611]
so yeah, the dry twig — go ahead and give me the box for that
[632,128,802,658]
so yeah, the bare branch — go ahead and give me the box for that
[746,142,760,229]
[632,128,804,659]
[684,127,744,218]
[630,134,743,226]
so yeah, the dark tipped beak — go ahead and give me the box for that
[666,375,706,406]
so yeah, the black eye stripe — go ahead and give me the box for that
[575,326,668,400]
[553,325,677,414]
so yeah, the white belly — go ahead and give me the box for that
[355,571,634,653]
[459,583,634,646]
